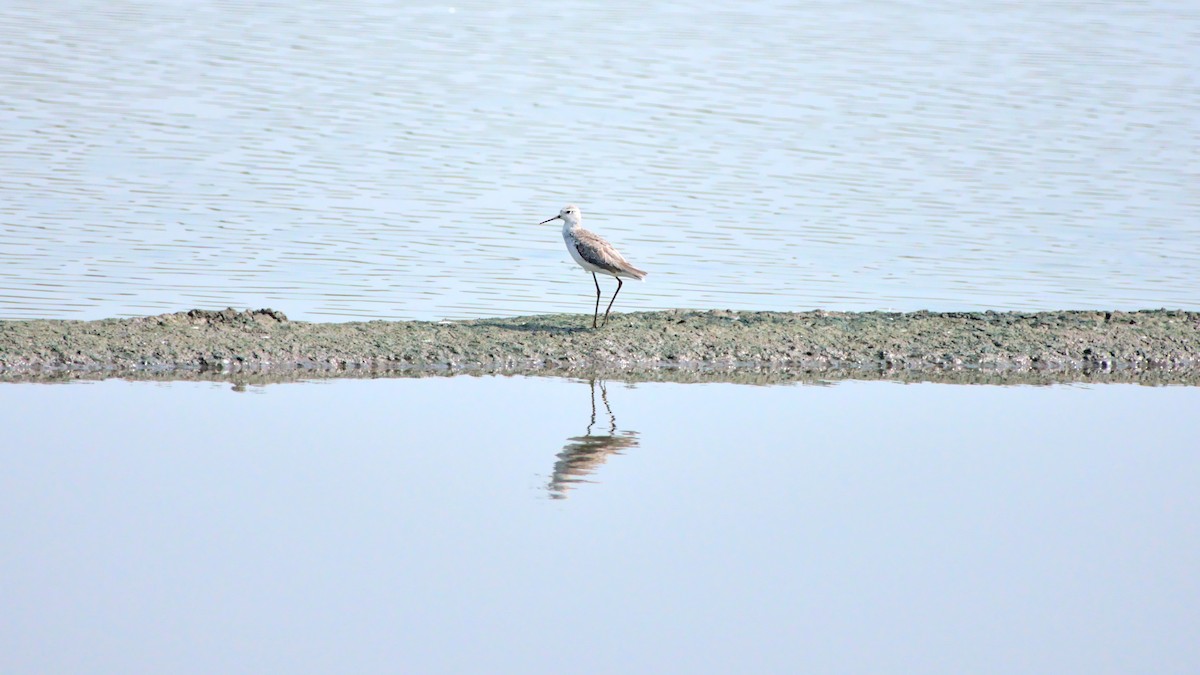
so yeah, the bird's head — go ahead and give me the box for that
[540,204,581,226]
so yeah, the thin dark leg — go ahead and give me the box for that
[602,278,623,327]
[591,273,601,328]
[599,380,616,432]
[586,379,597,435]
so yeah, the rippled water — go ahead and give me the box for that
[1,0,1197,320]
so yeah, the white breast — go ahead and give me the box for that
[563,227,603,274]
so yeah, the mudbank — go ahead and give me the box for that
[1,308,1198,384]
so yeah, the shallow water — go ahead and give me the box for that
[2,376,1197,673]
[1,0,1198,321]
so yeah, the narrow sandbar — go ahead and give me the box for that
[1,308,1197,384]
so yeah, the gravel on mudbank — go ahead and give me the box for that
[1,307,1198,383]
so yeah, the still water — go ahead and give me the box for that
[1,376,1197,673]
[2,0,1198,320]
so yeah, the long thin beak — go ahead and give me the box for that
[539,215,561,225]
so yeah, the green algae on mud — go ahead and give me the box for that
[1,307,1198,384]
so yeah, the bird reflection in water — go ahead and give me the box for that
[548,379,640,500]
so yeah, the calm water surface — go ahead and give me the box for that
[1,376,1197,673]
[1,0,1197,320]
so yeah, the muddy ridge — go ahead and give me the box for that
[1,308,1198,384]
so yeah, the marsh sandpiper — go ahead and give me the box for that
[540,205,646,328]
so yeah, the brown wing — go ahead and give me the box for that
[574,228,645,278]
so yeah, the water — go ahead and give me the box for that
[1,376,1197,673]
[1,0,1197,321]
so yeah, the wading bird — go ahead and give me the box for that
[540,205,646,328]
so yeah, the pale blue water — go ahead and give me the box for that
[1,0,1198,320]
[1,377,1198,673]
[3,4,1198,669]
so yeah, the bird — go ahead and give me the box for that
[540,205,646,328]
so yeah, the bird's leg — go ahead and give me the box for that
[591,272,601,328]
[602,277,623,327]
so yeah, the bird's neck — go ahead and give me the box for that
[562,219,580,235]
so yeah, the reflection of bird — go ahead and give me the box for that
[540,205,646,328]
[548,379,640,500]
